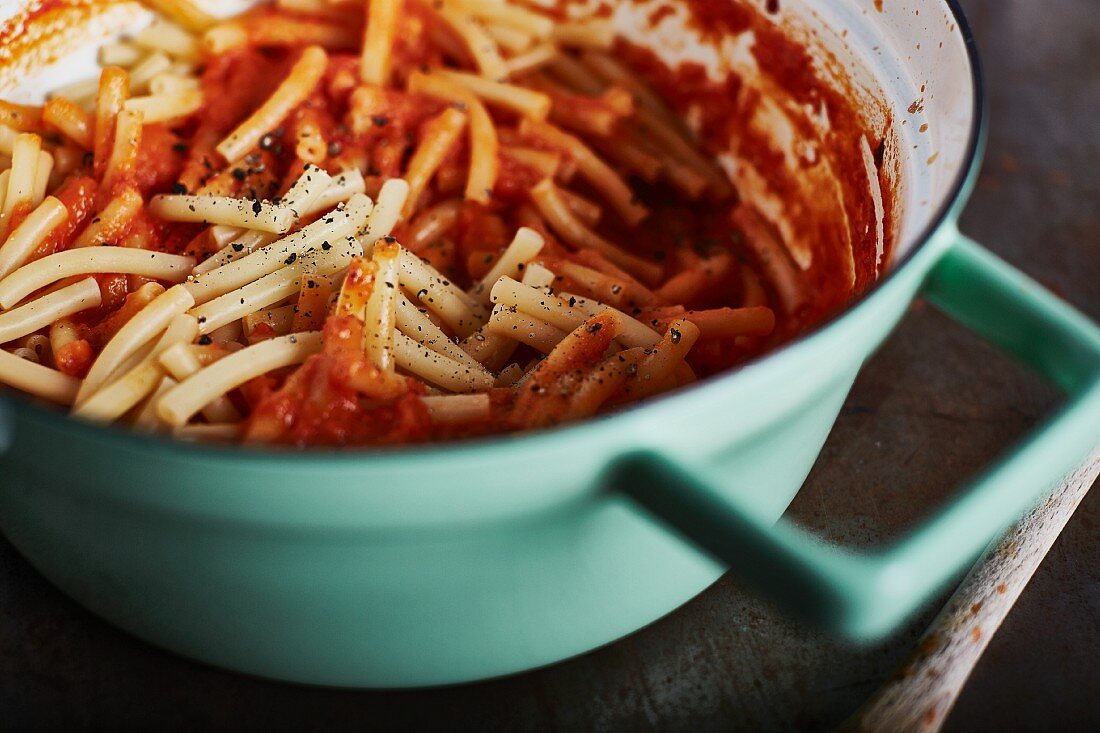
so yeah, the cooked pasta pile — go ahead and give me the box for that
[0,0,804,445]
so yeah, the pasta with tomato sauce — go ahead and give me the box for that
[0,0,873,446]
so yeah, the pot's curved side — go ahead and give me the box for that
[0,234,943,686]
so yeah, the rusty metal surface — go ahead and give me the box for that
[1,0,1097,729]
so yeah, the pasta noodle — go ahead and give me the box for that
[432,6,507,81]
[433,69,551,120]
[149,194,298,233]
[0,347,80,404]
[98,42,144,68]
[73,313,199,422]
[123,89,203,123]
[0,278,101,345]
[361,0,403,86]
[183,193,373,304]
[102,109,143,194]
[93,67,129,179]
[0,196,69,279]
[519,119,648,226]
[140,0,218,33]
[529,178,661,284]
[42,98,92,149]
[0,249,194,309]
[402,107,468,217]
[486,306,567,354]
[156,345,239,423]
[189,234,361,334]
[392,331,495,392]
[216,45,329,163]
[135,20,201,61]
[157,331,323,427]
[76,284,195,403]
[398,246,486,338]
[420,393,490,423]
[468,227,544,303]
[406,72,498,204]
[2,133,41,232]
[396,292,487,371]
[72,187,144,248]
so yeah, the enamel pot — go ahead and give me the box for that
[0,0,1097,687]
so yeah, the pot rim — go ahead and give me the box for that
[0,0,987,467]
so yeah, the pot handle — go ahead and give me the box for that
[609,234,1100,639]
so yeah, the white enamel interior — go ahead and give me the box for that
[775,0,978,259]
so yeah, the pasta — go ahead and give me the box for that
[0,0,860,447]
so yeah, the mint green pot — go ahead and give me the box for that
[1,0,1099,688]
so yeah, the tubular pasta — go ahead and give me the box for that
[486,306,566,354]
[406,72,498,204]
[433,69,551,120]
[123,89,203,123]
[398,246,485,338]
[98,42,143,68]
[2,133,41,230]
[529,179,661,284]
[468,227,544,303]
[0,248,194,309]
[503,43,557,78]
[102,109,143,194]
[184,193,373,304]
[216,46,329,163]
[0,347,80,403]
[360,0,403,86]
[71,187,144,248]
[93,67,129,179]
[432,6,507,81]
[402,107,467,217]
[553,20,615,49]
[149,194,298,233]
[393,330,495,392]
[190,235,361,334]
[558,292,662,348]
[420,392,490,423]
[76,284,196,404]
[141,0,219,33]
[243,304,296,338]
[360,178,409,249]
[361,241,400,371]
[156,343,240,423]
[135,20,200,61]
[127,52,173,93]
[174,423,242,440]
[0,278,101,345]
[0,196,69,279]
[157,331,323,427]
[519,119,647,226]
[42,98,93,149]
[73,313,199,422]
[395,292,485,371]
[0,101,44,133]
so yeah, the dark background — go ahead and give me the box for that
[2,0,1098,729]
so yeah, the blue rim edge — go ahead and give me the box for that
[0,1,988,469]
